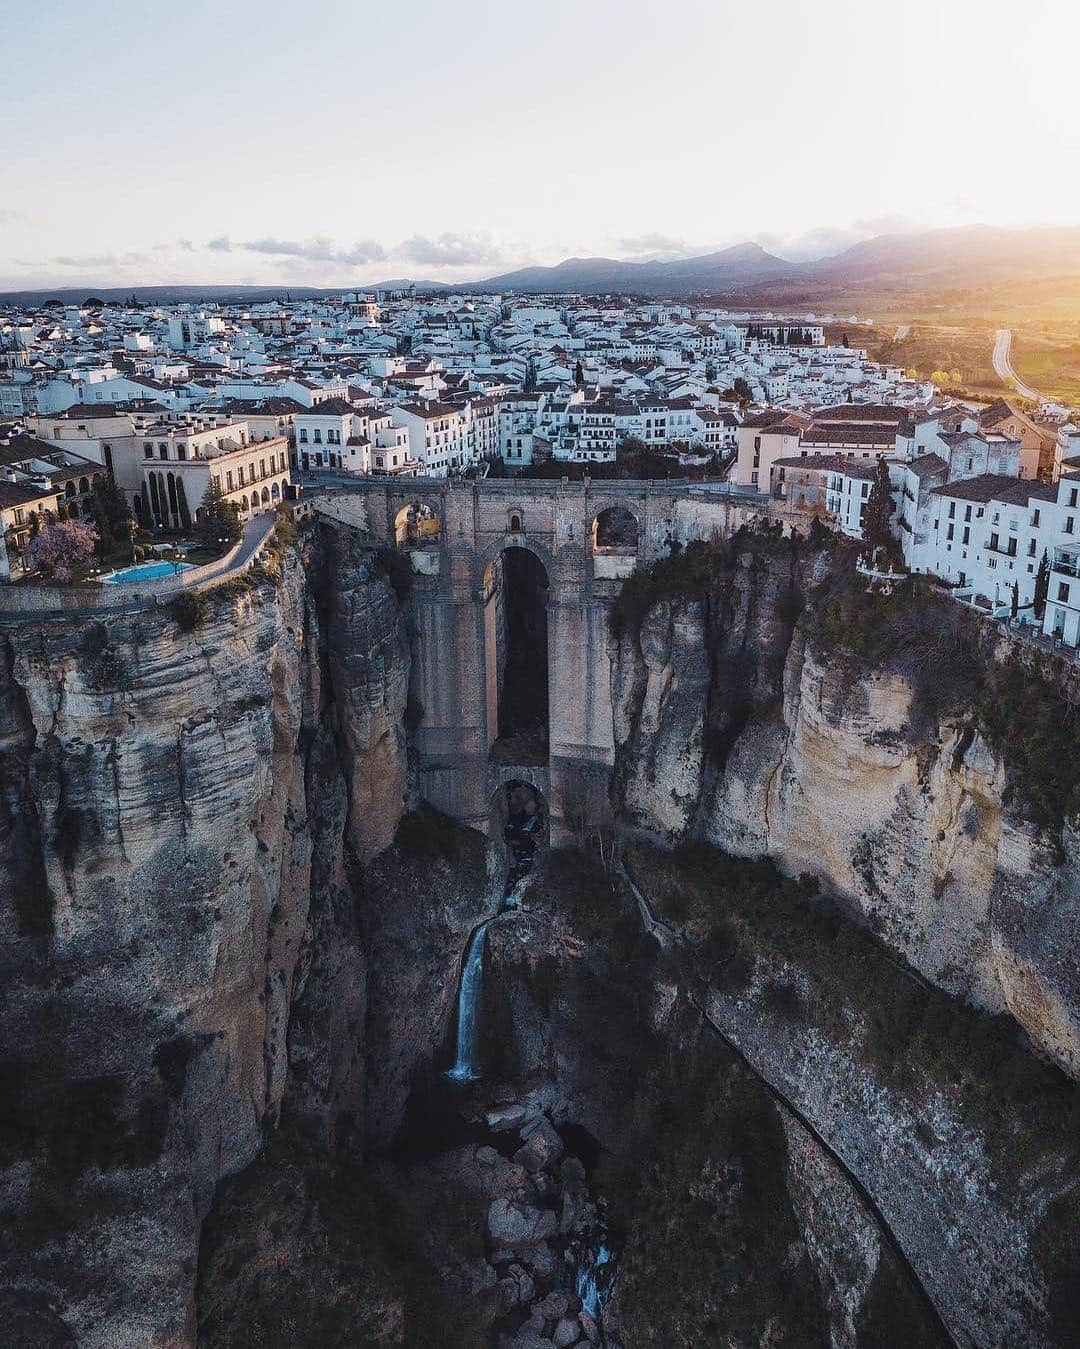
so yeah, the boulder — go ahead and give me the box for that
[553,1317,581,1348]
[488,1197,558,1248]
[514,1117,565,1174]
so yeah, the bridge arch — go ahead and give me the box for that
[489,778,548,890]
[591,504,640,553]
[481,541,550,765]
[394,498,442,548]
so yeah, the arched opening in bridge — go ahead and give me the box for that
[394,500,441,548]
[489,780,547,893]
[592,505,639,553]
[484,546,549,765]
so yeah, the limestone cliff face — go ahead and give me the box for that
[610,549,1080,1080]
[0,540,410,1347]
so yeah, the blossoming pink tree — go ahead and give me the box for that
[23,518,99,583]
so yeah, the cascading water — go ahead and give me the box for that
[445,922,488,1082]
[575,1237,617,1330]
[445,782,545,1084]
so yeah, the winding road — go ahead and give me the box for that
[992,328,1043,402]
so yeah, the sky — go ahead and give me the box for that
[3,0,1080,291]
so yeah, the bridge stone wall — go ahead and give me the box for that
[311,477,763,838]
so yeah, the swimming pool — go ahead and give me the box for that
[102,561,193,585]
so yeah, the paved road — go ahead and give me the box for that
[992,328,1043,402]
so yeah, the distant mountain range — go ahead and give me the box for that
[449,227,1080,298]
[5,226,1080,305]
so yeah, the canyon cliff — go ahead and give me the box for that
[0,521,1077,1348]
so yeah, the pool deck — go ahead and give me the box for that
[0,512,280,618]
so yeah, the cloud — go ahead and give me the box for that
[207,236,233,252]
[395,232,503,267]
[616,232,691,258]
[50,252,150,269]
[0,209,35,227]
[761,215,921,262]
[246,236,387,266]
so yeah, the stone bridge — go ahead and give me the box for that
[308,476,766,837]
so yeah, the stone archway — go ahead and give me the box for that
[489,779,548,892]
[482,543,550,766]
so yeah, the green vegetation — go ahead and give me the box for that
[595,1033,829,1347]
[610,526,803,640]
[374,545,413,603]
[808,560,1080,835]
[978,658,1080,837]
[392,803,483,868]
[198,1125,490,1349]
[170,589,208,632]
[196,480,242,547]
[625,840,1080,1173]
[609,539,731,639]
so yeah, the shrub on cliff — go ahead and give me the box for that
[375,546,413,604]
[170,589,208,632]
[625,839,1080,1174]
[609,539,731,639]
[978,658,1080,837]
[393,804,479,865]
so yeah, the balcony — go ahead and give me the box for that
[1052,546,1080,578]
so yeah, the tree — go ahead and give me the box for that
[860,459,896,558]
[176,478,192,531]
[1034,550,1050,619]
[732,377,753,403]
[86,474,133,553]
[704,361,717,384]
[23,519,99,582]
[574,360,584,388]
[1011,581,1019,620]
[196,480,241,547]
[842,333,849,348]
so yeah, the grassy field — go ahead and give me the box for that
[780,276,1080,409]
[1007,324,1080,405]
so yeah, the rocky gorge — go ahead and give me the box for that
[0,519,1078,1347]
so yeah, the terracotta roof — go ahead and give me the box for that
[929,474,1035,504]
[772,454,878,479]
[906,453,947,479]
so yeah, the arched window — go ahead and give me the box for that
[241,495,249,512]
[270,481,280,500]
[509,512,522,533]
[260,486,270,506]
[592,506,639,553]
[79,477,89,494]
[394,501,441,548]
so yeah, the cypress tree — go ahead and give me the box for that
[861,459,896,558]
[1033,550,1050,619]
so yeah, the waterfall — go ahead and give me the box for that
[575,1238,616,1326]
[445,923,488,1082]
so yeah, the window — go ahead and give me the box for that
[144,444,153,459]
[1058,582,1071,603]
[314,429,322,443]
[1071,489,1078,508]
[159,446,168,460]
[299,428,308,443]
[176,446,186,460]
[1068,517,1076,535]
[1033,508,1041,526]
